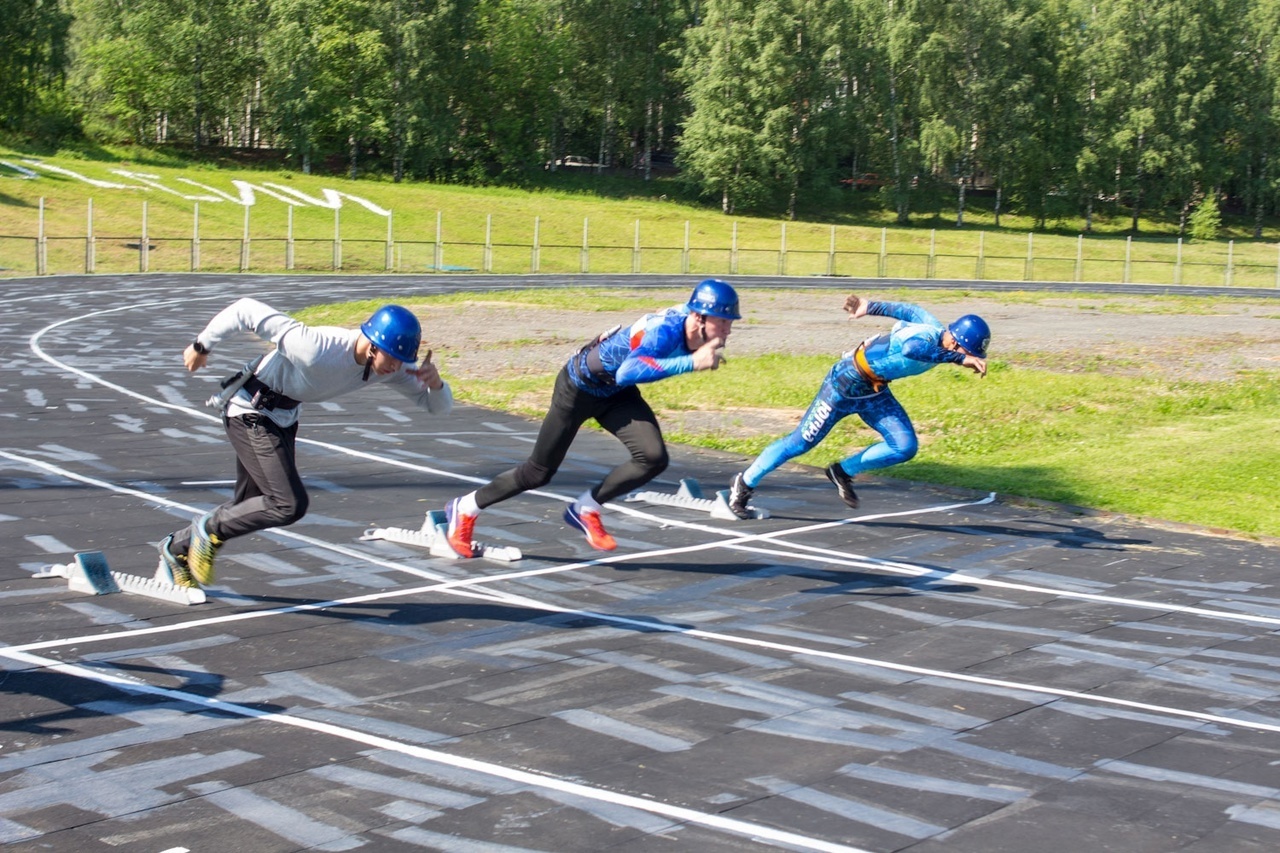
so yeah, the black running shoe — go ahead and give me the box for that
[825,463,860,509]
[727,472,754,520]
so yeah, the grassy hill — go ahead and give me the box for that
[4,144,1279,539]
[3,144,1279,284]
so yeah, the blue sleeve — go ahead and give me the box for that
[614,316,694,387]
[902,337,965,365]
[867,300,943,328]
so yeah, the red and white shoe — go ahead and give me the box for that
[446,498,477,558]
[563,505,617,551]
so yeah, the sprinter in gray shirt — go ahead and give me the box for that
[160,298,452,588]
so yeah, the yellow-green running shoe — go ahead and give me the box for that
[157,533,199,589]
[187,512,223,585]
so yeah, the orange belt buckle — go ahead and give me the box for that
[853,346,887,392]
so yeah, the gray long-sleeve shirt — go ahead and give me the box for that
[195,298,453,427]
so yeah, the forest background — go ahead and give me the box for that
[5,0,1280,233]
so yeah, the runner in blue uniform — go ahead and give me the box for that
[727,293,989,518]
[445,280,741,557]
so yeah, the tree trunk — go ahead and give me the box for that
[1253,156,1267,239]
[1177,192,1193,236]
[642,99,653,181]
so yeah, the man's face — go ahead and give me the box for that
[701,315,734,342]
[370,346,408,375]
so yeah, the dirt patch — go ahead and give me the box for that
[423,289,1280,390]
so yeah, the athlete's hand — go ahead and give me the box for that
[183,344,208,372]
[962,355,987,378]
[407,349,444,390]
[843,294,869,319]
[692,336,726,371]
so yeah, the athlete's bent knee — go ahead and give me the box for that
[265,492,308,527]
[514,461,555,492]
[644,449,670,478]
[890,438,918,465]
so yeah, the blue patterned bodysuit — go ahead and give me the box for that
[741,301,968,488]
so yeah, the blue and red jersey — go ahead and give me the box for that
[567,305,697,396]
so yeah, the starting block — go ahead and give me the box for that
[33,551,206,605]
[625,478,769,520]
[361,510,522,562]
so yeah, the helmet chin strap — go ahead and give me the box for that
[362,344,377,381]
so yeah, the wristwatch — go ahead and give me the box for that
[191,339,210,355]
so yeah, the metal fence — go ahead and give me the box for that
[4,199,1280,288]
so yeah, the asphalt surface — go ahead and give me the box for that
[2,273,1280,853]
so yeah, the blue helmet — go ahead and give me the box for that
[948,314,990,358]
[687,278,741,320]
[361,305,421,363]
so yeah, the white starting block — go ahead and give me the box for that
[33,550,206,605]
[361,510,522,562]
[625,477,769,520]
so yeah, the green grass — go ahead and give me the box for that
[294,290,1280,540]
[5,144,1280,285]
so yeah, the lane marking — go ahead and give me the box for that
[0,646,871,853]
[9,445,1278,636]
[5,450,1280,737]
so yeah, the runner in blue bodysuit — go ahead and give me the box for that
[727,293,989,519]
[444,280,741,557]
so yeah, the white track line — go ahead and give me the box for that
[12,300,1280,847]
[35,307,1280,629]
[5,450,1280,737]
[0,646,870,853]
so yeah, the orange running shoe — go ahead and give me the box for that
[564,505,617,551]
[446,498,476,558]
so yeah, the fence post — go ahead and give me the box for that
[632,220,641,273]
[927,229,936,279]
[484,214,493,273]
[827,225,836,276]
[731,222,739,275]
[778,222,787,275]
[1225,239,1234,286]
[141,201,149,273]
[433,211,443,272]
[1123,236,1131,284]
[86,199,95,274]
[333,208,342,271]
[37,197,46,275]
[878,227,887,277]
[284,205,293,271]
[1174,237,1182,285]
[682,221,690,274]
[531,216,540,273]
[239,204,250,273]
[1023,232,1033,281]
[1074,234,1082,282]
[581,217,590,273]
[192,202,201,271]
[385,211,393,272]
[976,232,985,280]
